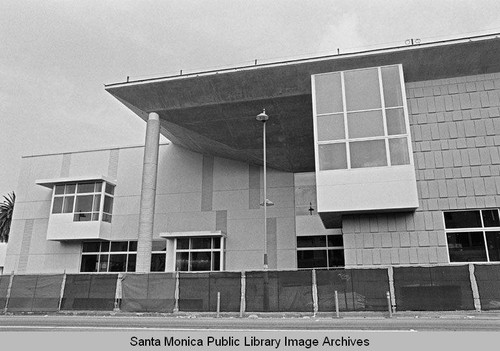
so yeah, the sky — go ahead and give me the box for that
[2,0,500,197]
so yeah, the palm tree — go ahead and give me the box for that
[0,192,15,243]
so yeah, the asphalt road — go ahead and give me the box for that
[0,314,499,331]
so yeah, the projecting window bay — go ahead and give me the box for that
[51,181,114,223]
[313,65,411,170]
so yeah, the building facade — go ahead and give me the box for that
[3,35,500,274]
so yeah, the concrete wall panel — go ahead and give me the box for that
[115,147,144,197]
[68,150,110,178]
[157,145,203,194]
[213,190,249,210]
[110,214,140,239]
[213,157,249,191]
[165,212,216,233]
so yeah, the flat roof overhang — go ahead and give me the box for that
[105,36,500,172]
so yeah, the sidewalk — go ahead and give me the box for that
[3,309,500,320]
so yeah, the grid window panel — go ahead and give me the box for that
[77,182,95,194]
[54,185,65,195]
[314,72,343,114]
[386,108,406,135]
[319,143,347,170]
[127,254,136,272]
[176,252,189,271]
[151,253,166,272]
[347,110,385,139]
[445,209,500,263]
[297,235,345,269]
[52,197,63,214]
[344,68,381,111]
[447,232,487,262]
[175,237,223,272]
[350,139,387,168]
[313,65,410,171]
[482,210,500,227]
[389,137,410,165]
[80,241,137,272]
[486,232,500,261]
[51,181,114,223]
[177,238,189,250]
[297,236,327,248]
[328,249,345,267]
[444,211,482,229]
[62,196,74,213]
[317,114,345,141]
[381,66,403,107]
[65,184,76,194]
[297,250,328,269]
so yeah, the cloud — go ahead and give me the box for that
[316,13,365,56]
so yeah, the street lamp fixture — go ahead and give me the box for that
[257,109,271,270]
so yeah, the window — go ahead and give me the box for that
[150,240,167,272]
[296,235,344,268]
[313,65,411,170]
[80,241,137,272]
[174,237,223,272]
[51,181,115,223]
[444,209,500,262]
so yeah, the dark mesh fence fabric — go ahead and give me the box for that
[316,269,389,312]
[245,271,313,312]
[121,273,176,312]
[178,272,241,312]
[208,272,241,312]
[178,273,210,311]
[7,275,63,312]
[0,275,10,310]
[474,265,500,311]
[61,274,117,311]
[245,271,278,312]
[277,270,313,312]
[394,266,473,311]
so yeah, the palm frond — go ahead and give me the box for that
[0,191,15,243]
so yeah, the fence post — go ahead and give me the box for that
[386,291,392,318]
[216,291,221,318]
[468,263,481,312]
[4,272,14,313]
[173,271,180,313]
[240,271,246,318]
[311,269,318,316]
[114,272,123,311]
[334,290,340,318]
[58,271,67,311]
[387,266,396,313]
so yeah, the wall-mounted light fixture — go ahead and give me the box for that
[308,202,314,215]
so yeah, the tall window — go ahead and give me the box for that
[80,241,137,272]
[150,240,167,272]
[445,209,500,262]
[297,235,344,268]
[313,65,410,170]
[51,181,115,223]
[175,237,222,272]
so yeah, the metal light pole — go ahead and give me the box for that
[256,109,269,270]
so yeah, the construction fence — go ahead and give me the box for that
[0,263,499,314]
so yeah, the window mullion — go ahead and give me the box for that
[99,182,105,221]
[340,71,351,169]
[398,64,414,166]
[480,210,491,262]
[378,67,391,166]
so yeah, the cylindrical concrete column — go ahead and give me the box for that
[136,112,160,272]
